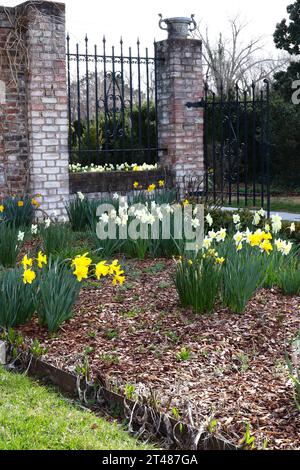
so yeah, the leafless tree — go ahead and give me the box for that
[193,16,289,95]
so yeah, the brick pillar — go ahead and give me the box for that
[0,1,69,218]
[26,1,69,218]
[155,38,204,195]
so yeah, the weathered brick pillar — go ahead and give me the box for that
[155,24,204,195]
[0,1,69,218]
[26,1,69,218]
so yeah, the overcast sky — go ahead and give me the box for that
[1,0,290,55]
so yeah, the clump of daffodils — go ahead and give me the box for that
[21,252,125,287]
[22,251,48,285]
[71,253,125,285]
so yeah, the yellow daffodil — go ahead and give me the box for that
[262,231,272,241]
[183,199,190,206]
[18,201,24,208]
[216,257,225,265]
[158,180,165,188]
[236,242,243,252]
[73,265,89,282]
[113,273,125,286]
[95,261,110,280]
[260,239,273,255]
[23,269,36,285]
[72,253,92,270]
[133,182,139,189]
[133,165,139,172]
[0,205,4,213]
[248,233,261,247]
[31,198,40,208]
[36,251,47,269]
[22,255,33,269]
[147,184,156,193]
[72,253,92,282]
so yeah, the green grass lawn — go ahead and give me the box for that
[227,197,300,214]
[0,367,155,450]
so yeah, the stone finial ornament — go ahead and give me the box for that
[158,14,197,39]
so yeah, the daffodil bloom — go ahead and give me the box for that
[113,273,125,286]
[216,228,227,242]
[183,199,190,207]
[234,232,243,244]
[17,231,25,243]
[18,201,24,208]
[23,269,36,285]
[22,255,33,269]
[95,261,110,280]
[31,198,40,207]
[133,182,139,189]
[206,213,213,227]
[72,253,92,270]
[260,240,273,255]
[202,237,212,250]
[147,184,156,193]
[159,180,165,188]
[262,231,272,241]
[233,214,240,225]
[188,260,193,266]
[258,208,266,218]
[275,239,293,256]
[31,224,38,235]
[0,205,4,213]
[252,212,261,226]
[271,214,282,234]
[73,265,89,282]
[216,257,225,265]
[36,251,47,269]
[236,242,243,252]
[290,223,296,233]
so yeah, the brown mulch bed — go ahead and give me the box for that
[17,258,300,450]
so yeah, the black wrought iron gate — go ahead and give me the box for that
[67,35,161,167]
[201,80,271,214]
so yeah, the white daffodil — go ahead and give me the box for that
[206,213,213,227]
[271,214,282,235]
[258,208,266,218]
[253,212,261,226]
[233,214,240,225]
[202,237,212,250]
[17,231,25,242]
[31,224,38,235]
[290,223,296,233]
[216,228,227,242]
[77,191,85,201]
[45,218,51,228]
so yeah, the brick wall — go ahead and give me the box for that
[0,5,28,197]
[0,1,69,218]
[155,38,204,195]
[70,169,173,195]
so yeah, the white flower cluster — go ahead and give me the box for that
[274,239,293,256]
[69,162,158,174]
[202,228,227,249]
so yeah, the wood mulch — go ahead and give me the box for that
[17,258,300,450]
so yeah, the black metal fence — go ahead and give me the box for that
[67,35,161,167]
[203,80,271,213]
